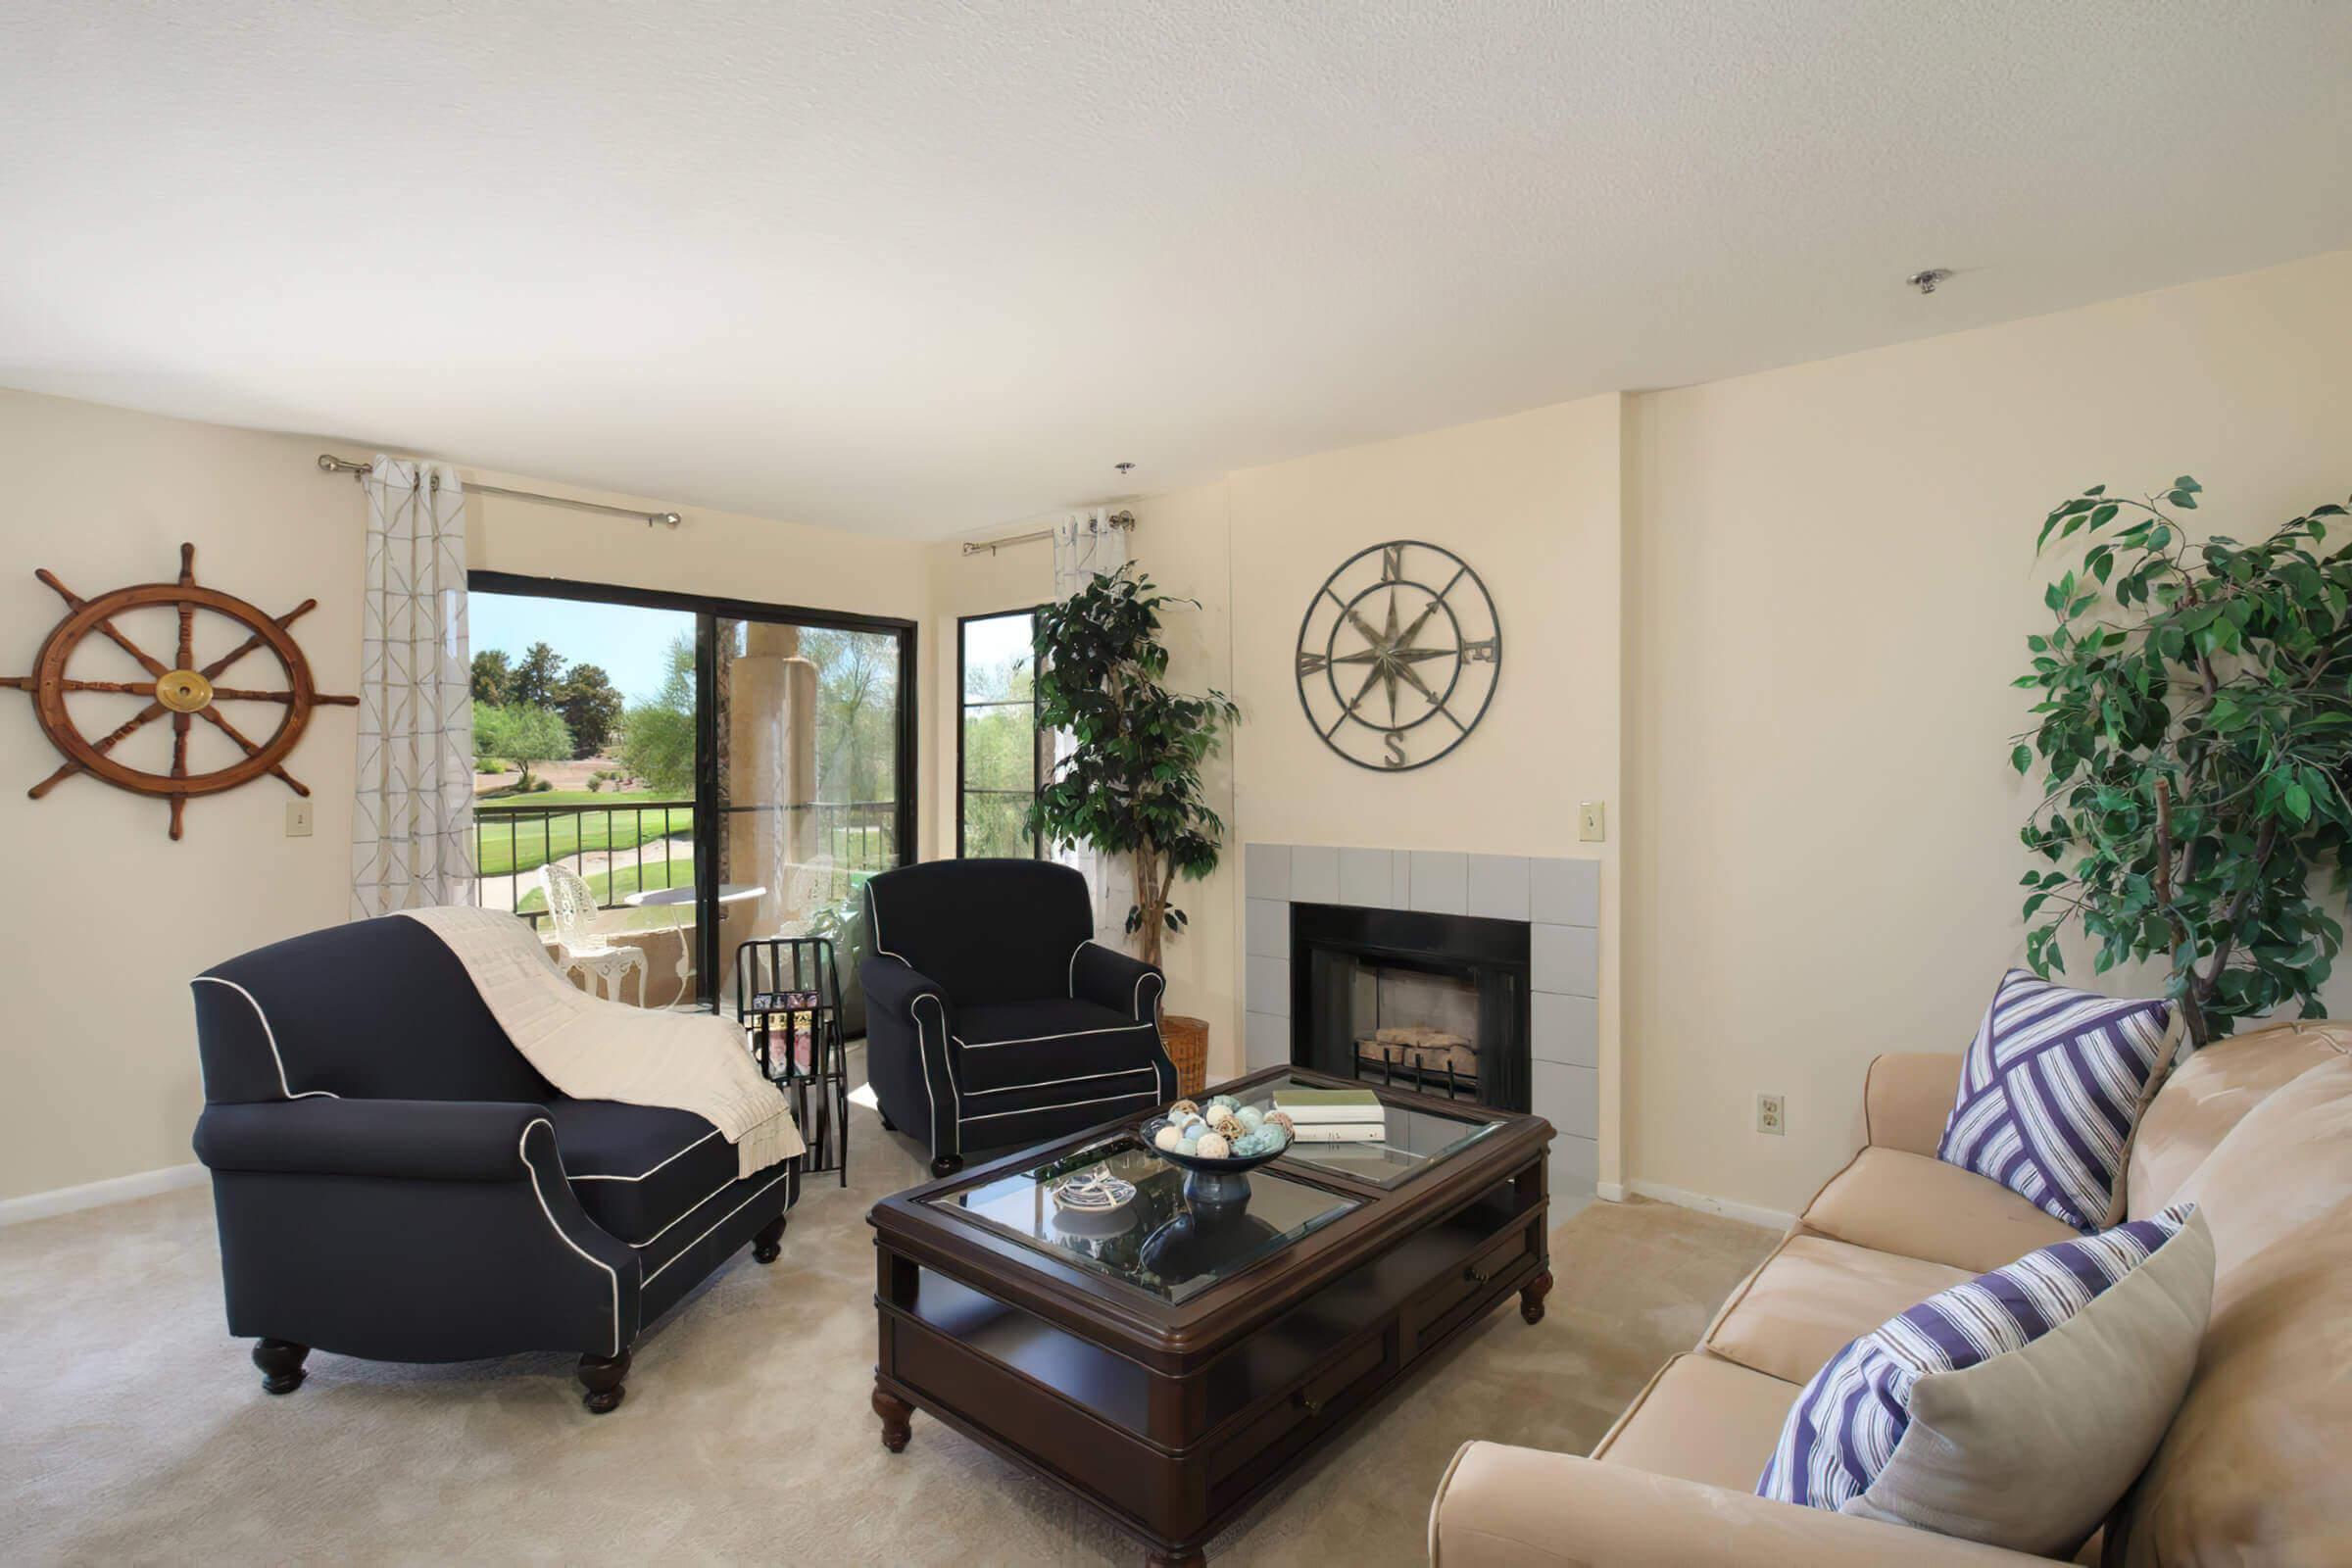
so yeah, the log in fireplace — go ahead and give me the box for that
[1288,901,1531,1113]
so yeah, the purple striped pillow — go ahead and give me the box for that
[1758,1205,2199,1516]
[1936,968,2175,1232]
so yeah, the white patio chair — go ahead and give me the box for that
[538,863,650,1005]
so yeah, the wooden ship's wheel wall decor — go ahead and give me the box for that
[1,543,356,839]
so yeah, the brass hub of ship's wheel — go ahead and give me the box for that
[0,543,359,839]
[157,668,216,713]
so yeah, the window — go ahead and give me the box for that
[958,609,1044,858]
[468,572,916,1008]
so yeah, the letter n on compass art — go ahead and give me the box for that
[1,543,358,839]
[1295,540,1501,771]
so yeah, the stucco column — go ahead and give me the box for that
[726,623,820,983]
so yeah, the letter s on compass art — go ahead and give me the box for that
[1294,540,1501,771]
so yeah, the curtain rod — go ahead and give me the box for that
[960,511,1134,557]
[317,454,683,529]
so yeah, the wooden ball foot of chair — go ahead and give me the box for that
[753,1212,787,1264]
[577,1350,631,1414]
[252,1338,310,1396]
[929,1154,964,1179]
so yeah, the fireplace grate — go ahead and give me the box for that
[1356,1040,1482,1102]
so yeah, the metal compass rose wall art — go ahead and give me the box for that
[1,543,357,839]
[1294,540,1501,771]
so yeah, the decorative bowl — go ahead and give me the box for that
[1049,1169,1137,1213]
[1139,1114,1292,1206]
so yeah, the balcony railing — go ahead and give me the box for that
[474,798,897,926]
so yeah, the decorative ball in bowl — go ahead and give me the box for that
[1141,1097,1297,1205]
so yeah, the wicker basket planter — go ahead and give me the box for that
[1162,1013,1210,1099]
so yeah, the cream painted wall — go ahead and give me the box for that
[0,392,366,1201]
[0,393,933,1204]
[1216,396,1626,1175]
[1622,248,2352,1218]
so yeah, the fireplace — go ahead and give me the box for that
[1289,902,1531,1113]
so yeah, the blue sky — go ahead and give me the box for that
[468,591,694,705]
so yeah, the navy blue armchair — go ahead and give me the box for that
[858,859,1176,1176]
[190,915,797,1412]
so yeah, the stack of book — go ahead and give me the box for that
[1272,1087,1388,1144]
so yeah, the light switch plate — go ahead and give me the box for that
[1578,801,1606,842]
[286,800,314,838]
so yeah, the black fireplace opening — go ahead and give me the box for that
[1289,902,1531,1113]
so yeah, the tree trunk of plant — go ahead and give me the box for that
[1133,844,1165,971]
[2153,777,2211,1052]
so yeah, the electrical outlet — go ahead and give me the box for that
[1756,1093,1785,1136]
[1579,801,1606,842]
[285,800,313,838]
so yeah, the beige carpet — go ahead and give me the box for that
[0,1084,1773,1566]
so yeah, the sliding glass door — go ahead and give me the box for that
[710,613,908,999]
[469,571,914,1012]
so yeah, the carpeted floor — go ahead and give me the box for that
[0,1078,1774,1566]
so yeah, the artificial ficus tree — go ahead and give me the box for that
[2013,477,2352,1047]
[1028,564,1241,969]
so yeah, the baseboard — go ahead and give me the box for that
[0,1162,206,1227]
[1620,1178,1794,1233]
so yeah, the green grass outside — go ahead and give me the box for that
[481,787,682,807]
[475,788,897,884]
[475,790,695,877]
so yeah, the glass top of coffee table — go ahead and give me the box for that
[929,1136,1359,1303]
[1250,1075,1503,1189]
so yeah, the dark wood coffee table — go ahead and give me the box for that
[868,1066,1554,1565]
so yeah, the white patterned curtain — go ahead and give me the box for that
[1051,510,1132,944]
[351,455,475,915]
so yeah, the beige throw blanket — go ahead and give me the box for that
[398,906,803,1178]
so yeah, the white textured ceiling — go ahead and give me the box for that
[3,2,2348,538]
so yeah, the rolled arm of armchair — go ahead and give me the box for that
[1429,1444,2046,1567]
[195,1099,559,1180]
[1071,940,1163,1021]
[1863,1052,1965,1156]
[858,955,958,1160]
[858,955,951,1028]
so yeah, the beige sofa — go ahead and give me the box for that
[1430,1021,2352,1565]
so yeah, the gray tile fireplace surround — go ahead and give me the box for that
[1243,844,1600,1202]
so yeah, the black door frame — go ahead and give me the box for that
[468,568,918,1009]
[955,606,1046,858]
